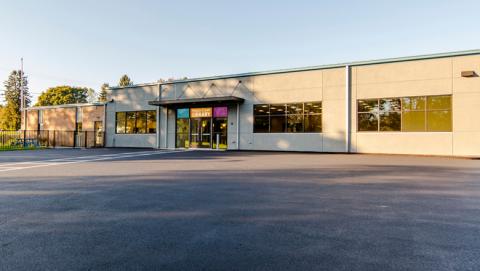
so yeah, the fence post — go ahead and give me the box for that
[84,131,88,148]
[23,129,26,148]
[53,130,56,148]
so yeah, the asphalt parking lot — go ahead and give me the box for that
[0,148,479,270]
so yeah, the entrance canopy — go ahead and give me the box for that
[148,96,244,107]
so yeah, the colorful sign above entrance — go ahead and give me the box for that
[190,108,212,118]
[213,107,228,118]
[177,108,190,119]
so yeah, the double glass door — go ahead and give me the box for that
[176,117,228,149]
[190,118,211,148]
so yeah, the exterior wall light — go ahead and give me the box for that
[461,71,477,77]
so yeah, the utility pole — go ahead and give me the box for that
[20,58,27,146]
[20,58,24,113]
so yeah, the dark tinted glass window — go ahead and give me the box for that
[427,96,451,110]
[304,102,322,114]
[270,115,286,132]
[254,104,269,115]
[116,112,126,133]
[402,97,425,111]
[380,112,401,131]
[358,99,378,113]
[427,110,452,131]
[254,116,269,133]
[147,111,156,133]
[126,112,136,133]
[304,114,322,132]
[380,98,401,112]
[115,111,156,134]
[287,103,303,114]
[402,111,425,132]
[136,111,147,134]
[287,115,303,132]
[358,113,378,131]
[253,102,321,133]
[270,104,286,115]
[358,95,452,133]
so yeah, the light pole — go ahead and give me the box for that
[20,58,27,146]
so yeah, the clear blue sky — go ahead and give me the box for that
[1,0,479,104]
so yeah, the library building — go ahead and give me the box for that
[59,50,480,156]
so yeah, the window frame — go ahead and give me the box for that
[253,102,322,134]
[356,95,452,133]
[115,110,157,134]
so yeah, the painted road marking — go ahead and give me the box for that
[0,150,187,173]
[0,150,160,167]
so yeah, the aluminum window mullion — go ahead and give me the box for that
[377,99,380,132]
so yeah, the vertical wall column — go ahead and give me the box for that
[236,103,240,150]
[156,84,161,149]
[165,106,168,149]
[345,65,351,153]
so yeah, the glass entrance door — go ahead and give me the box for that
[176,118,190,148]
[213,118,228,149]
[190,118,211,148]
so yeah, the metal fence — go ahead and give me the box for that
[0,130,104,150]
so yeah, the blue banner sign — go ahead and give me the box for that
[177,108,190,119]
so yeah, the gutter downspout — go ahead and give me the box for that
[156,84,161,149]
[165,106,168,149]
[236,103,240,150]
[103,102,107,147]
[345,65,351,153]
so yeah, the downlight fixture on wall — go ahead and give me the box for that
[461,70,477,77]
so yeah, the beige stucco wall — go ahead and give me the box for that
[106,53,480,156]
[451,55,480,156]
[159,70,330,151]
[351,55,480,157]
[105,85,158,148]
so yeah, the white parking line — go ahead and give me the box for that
[0,150,187,173]
[0,150,161,168]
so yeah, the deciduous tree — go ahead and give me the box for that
[36,86,94,106]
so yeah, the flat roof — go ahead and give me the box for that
[110,49,480,90]
[25,102,107,111]
[148,96,244,107]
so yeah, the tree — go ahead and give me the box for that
[0,105,4,131]
[98,83,109,102]
[118,74,132,87]
[0,70,30,130]
[36,86,94,106]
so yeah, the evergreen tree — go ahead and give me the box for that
[98,83,109,102]
[118,74,132,87]
[0,70,30,130]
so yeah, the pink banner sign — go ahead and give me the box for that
[213,107,228,117]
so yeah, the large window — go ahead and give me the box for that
[116,110,156,134]
[357,95,452,132]
[253,102,322,133]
